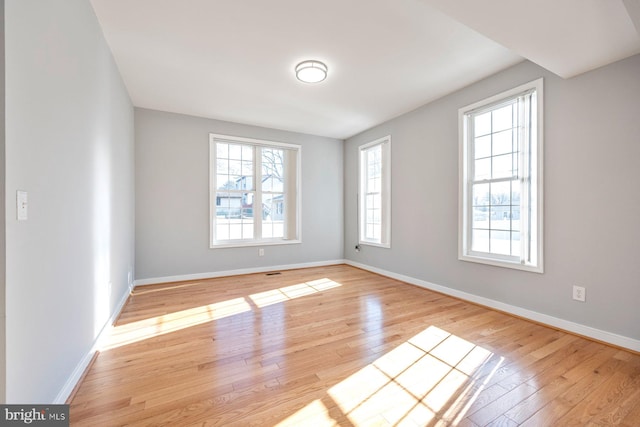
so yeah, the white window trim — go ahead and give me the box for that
[458,79,544,273]
[358,135,391,248]
[209,133,302,248]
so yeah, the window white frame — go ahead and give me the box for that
[210,133,301,248]
[358,136,391,248]
[459,79,543,272]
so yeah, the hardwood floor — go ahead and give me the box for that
[69,265,640,426]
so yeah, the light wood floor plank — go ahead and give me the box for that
[69,265,640,426]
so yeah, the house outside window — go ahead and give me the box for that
[210,134,301,247]
[459,79,543,272]
[359,136,391,248]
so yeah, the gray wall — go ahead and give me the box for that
[0,0,5,404]
[135,108,343,280]
[345,56,640,341]
[4,0,135,403]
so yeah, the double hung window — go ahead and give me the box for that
[459,79,543,272]
[359,136,391,248]
[210,134,300,247]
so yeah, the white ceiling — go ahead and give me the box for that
[90,0,640,140]
[421,0,640,79]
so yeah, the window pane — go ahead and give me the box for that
[241,160,252,175]
[373,194,381,210]
[492,129,513,156]
[373,224,381,239]
[213,190,255,241]
[473,183,490,207]
[474,112,491,137]
[242,223,254,239]
[216,223,229,241]
[366,224,374,239]
[366,194,375,210]
[475,158,491,180]
[490,230,510,255]
[229,159,241,175]
[472,229,489,252]
[263,175,282,193]
[474,135,491,159]
[367,147,381,182]
[492,154,513,179]
[366,208,374,223]
[511,232,521,257]
[215,192,235,215]
[225,175,238,189]
[368,177,380,193]
[262,193,284,239]
[216,159,228,174]
[367,208,380,224]
[262,148,284,191]
[371,145,381,162]
[242,145,253,160]
[229,223,242,239]
[492,104,513,132]
[241,207,253,219]
[229,144,242,159]
[276,177,285,193]
[490,207,511,230]
[511,205,520,231]
[491,181,511,206]
[217,143,229,159]
[262,176,272,191]
[217,174,231,190]
[273,222,284,238]
[511,180,521,205]
[242,177,253,190]
[472,208,489,230]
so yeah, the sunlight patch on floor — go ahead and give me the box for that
[100,278,342,350]
[274,399,337,427]
[249,278,341,308]
[276,325,502,426]
[100,297,252,350]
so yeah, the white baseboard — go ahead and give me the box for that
[345,260,640,353]
[133,259,346,286]
[54,280,135,404]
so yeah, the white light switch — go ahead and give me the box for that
[17,191,28,221]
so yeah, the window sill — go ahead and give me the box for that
[358,240,391,249]
[459,253,543,273]
[211,239,301,249]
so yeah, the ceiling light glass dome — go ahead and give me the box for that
[295,60,328,83]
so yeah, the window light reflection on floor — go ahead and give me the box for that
[276,325,503,426]
[249,278,341,308]
[100,278,342,350]
[100,297,252,350]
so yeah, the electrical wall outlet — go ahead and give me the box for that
[259,248,264,256]
[572,285,586,302]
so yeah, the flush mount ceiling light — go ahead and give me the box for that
[295,60,328,83]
